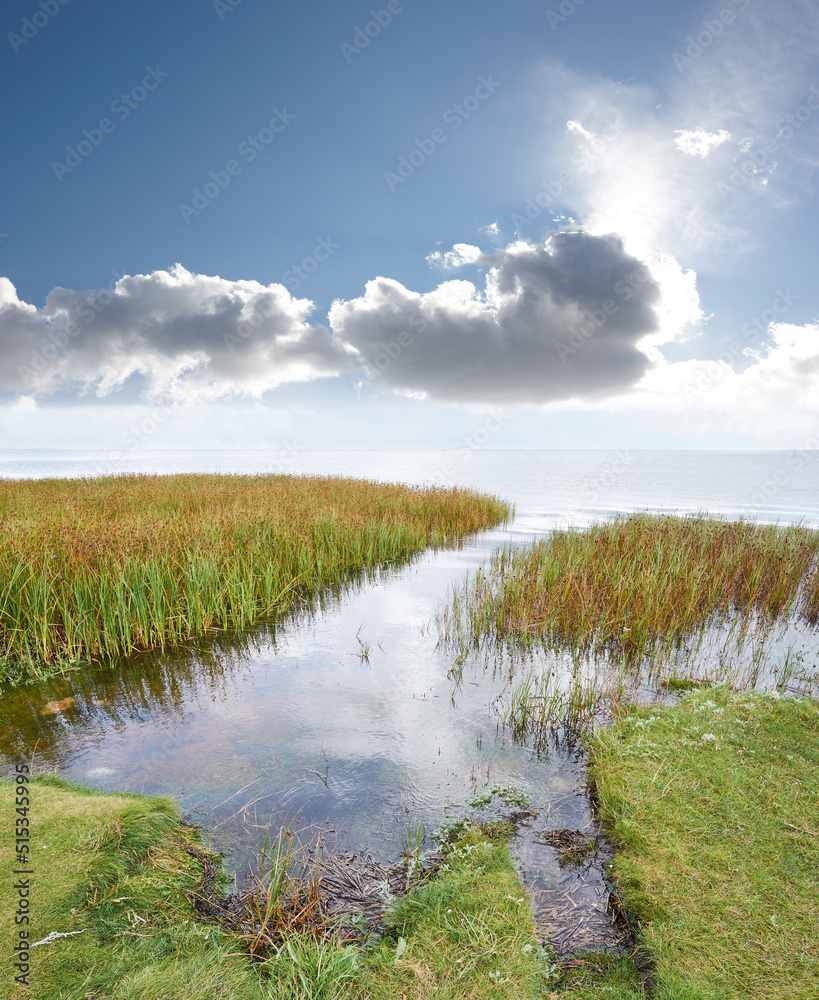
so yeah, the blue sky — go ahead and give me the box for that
[1,0,818,453]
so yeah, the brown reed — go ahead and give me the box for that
[0,473,509,681]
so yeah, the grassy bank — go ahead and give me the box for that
[0,473,509,684]
[5,690,817,998]
[439,513,819,667]
[0,775,266,1000]
[1,776,553,999]
[570,687,819,999]
[345,827,556,999]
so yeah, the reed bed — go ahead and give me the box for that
[439,513,819,667]
[0,473,509,682]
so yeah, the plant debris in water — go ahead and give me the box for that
[533,828,596,866]
[186,828,439,955]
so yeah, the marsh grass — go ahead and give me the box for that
[437,514,819,704]
[439,513,819,671]
[401,809,427,888]
[232,823,328,959]
[494,663,605,746]
[0,473,508,683]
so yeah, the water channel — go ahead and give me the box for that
[3,449,819,953]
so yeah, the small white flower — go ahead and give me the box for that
[702,733,717,743]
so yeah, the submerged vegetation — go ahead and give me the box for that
[11,695,817,999]
[6,502,819,996]
[440,513,819,664]
[0,473,509,684]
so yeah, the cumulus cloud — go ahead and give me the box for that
[687,321,819,411]
[575,318,819,430]
[0,265,357,401]
[330,231,662,405]
[673,127,732,158]
[425,243,483,270]
[2,238,664,409]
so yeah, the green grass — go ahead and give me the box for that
[0,473,509,683]
[439,513,819,672]
[341,827,558,999]
[1,777,557,999]
[581,688,819,999]
[0,774,269,1000]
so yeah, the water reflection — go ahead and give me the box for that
[1,521,631,952]
[4,495,817,956]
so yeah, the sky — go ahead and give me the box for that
[1,0,818,454]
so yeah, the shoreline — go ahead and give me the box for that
[3,686,816,997]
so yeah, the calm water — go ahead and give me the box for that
[3,447,819,527]
[2,449,818,951]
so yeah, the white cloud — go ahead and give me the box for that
[673,127,732,158]
[425,243,483,270]
[584,320,819,425]
[0,265,357,402]
[566,119,595,141]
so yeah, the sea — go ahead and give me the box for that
[2,447,818,528]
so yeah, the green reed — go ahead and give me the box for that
[440,512,819,666]
[0,473,509,681]
[494,663,604,746]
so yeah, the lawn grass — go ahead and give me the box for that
[439,513,819,669]
[0,473,509,683]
